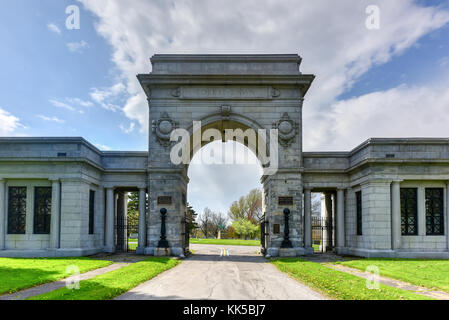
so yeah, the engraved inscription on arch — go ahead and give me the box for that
[173,86,280,100]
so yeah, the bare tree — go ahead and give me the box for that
[198,207,214,238]
[210,212,229,237]
[198,208,230,238]
[312,193,321,218]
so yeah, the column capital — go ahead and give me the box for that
[49,178,60,183]
[391,179,403,184]
[303,187,312,192]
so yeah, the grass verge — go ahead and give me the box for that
[272,258,432,300]
[28,257,180,300]
[337,258,449,293]
[0,257,113,295]
[190,238,260,246]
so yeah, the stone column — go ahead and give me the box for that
[303,188,312,251]
[391,180,401,250]
[116,192,127,252]
[49,180,61,249]
[418,187,426,236]
[0,179,5,250]
[323,193,333,252]
[105,188,115,253]
[137,188,147,254]
[336,189,345,251]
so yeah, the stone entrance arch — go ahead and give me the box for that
[138,54,315,257]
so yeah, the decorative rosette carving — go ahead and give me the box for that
[272,113,298,147]
[152,112,178,147]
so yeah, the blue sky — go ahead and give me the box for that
[0,0,142,150]
[339,19,449,100]
[1,0,449,214]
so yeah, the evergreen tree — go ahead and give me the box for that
[186,202,198,235]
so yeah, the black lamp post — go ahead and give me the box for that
[281,208,293,248]
[158,208,169,248]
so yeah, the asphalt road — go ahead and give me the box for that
[116,244,327,300]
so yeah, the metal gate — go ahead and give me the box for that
[182,215,190,255]
[260,219,268,255]
[311,216,334,253]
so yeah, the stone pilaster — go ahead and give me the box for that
[49,180,61,249]
[0,179,5,250]
[391,180,402,250]
[446,181,449,252]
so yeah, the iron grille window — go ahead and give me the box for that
[8,187,27,234]
[89,190,95,234]
[400,188,418,235]
[356,191,362,236]
[34,187,52,234]
[425,188,444,236]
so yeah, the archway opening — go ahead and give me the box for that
[186,139,264,256]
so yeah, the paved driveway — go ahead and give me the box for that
[116,244,327,300]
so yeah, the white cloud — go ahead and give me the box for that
[311,82,449,151]
[0,108,22,136]
[49,99,84,114]
[66,97,94,108]
[78,0,449,145]
[37,115,65,124]
[119,122,136,134]
[47,23,61,35]
[90,82,125,112]
[77,0,449,213]
[66,40,89,53]
[122,93,148,131]
[95,143,112,151]
[438,56,449,67]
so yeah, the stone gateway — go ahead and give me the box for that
[0,54,448,259]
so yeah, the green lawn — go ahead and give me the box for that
[272,258,431,300]
[128,242,138,251]
[190,238,260,246]
[0,257,113,295]
[29,257,180,300]
[338,258,449,293]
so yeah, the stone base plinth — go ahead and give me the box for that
[304,246,314,255]
[279,248,297,257]
[155,247,171,256]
